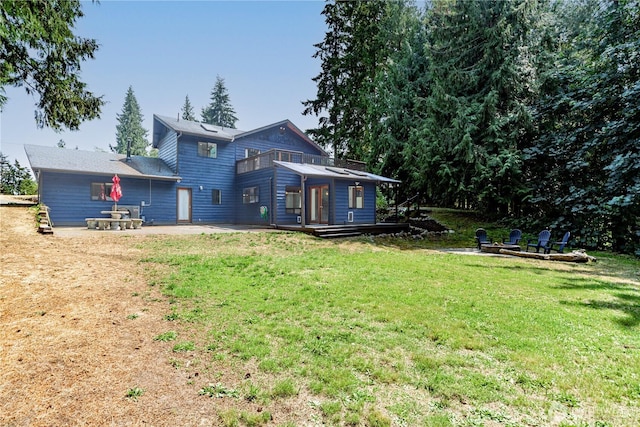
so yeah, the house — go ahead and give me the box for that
[25,115,403,232]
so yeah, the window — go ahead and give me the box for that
[212,189,221,205]
[243,186,259,204]
[348,185,364,209]
[245,148,260,158]
[198,142,217,158]
[90,182,113,201]
[285,186,301,214]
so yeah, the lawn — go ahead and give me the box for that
[139,226,639,426]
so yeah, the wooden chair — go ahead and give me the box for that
[502,229,522,245]
[548,231,571,253]
[475,228,491,250]
[526,230,552,253]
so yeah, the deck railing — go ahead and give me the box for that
[236,149,366,174]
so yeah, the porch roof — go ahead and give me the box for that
[273,161,400,184]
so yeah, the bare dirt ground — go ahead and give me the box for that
[0,205,282,426]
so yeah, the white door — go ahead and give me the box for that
[177,188,191,223]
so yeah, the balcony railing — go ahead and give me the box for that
[236,149,366,174]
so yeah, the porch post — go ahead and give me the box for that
[394,183,399,221]
[300,174,306,227]
[272,167,277,225]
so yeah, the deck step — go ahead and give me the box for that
[37,204,54,235]
[277,222,410,238]
[316,232,362,239]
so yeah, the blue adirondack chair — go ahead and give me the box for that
[548,231,571,253]
[526,230,552,253]
[502,229,522,245]
[475,228,491,250]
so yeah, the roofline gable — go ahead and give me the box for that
[234,119,328,156]
[152,114,328,156]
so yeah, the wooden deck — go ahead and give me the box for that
[275,222,410,238]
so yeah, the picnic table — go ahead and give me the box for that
[85,211,143,230]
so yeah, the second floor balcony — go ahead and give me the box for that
[236,149,366,174]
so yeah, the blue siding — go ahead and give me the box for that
[176,135,236,223]
[334,180,376,224]
[274,169,303,225]
[137,180,178,225]
[235,169,274,225]
[234,128,324,160]
[158,130,178,171]
[39,172,177,226]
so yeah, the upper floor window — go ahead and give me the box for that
[243,186,259,204]
[348,185,364,209]
[198,142,217,158]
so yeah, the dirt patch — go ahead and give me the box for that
[1,205,327,426]
[0,206,241,426]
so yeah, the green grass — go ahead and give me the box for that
[125,386,145,401]
[153,330,178,342]
[141,222,640,426]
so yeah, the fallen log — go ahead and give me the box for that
[499,249,596,263]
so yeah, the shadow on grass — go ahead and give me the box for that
[560,293,640,328]
[553,276,637,292]
[458,261,556,275]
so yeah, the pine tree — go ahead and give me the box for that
[529,0,640,253]
[111,86,149,156]
[0,153,36,195]
[181,95,196,121]
[365,1,429,201]
[201,75,238,128]
[303,0,396,160]
[414,0,537,214]
[1,0,104,130]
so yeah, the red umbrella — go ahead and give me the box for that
[110,174,122,209]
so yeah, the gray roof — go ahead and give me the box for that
[24,145,181,181]
[235,119,329,156]
[273,161,401,184]
[153,115,328,156]
[154,114,244,142]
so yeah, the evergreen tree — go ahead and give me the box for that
[365,1,429,201]
[111,86,149,155]
[0,0,104,130]
[303,0,396,160]
[0,153,37,195]
[528,0,640,253]
[201,75,237,128]
[181,95,196,121]
[413,0,537,214]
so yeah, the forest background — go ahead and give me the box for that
[302,0,638,256]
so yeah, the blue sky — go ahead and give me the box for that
[0,0,327,167]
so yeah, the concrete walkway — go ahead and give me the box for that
[52,223,280,237]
